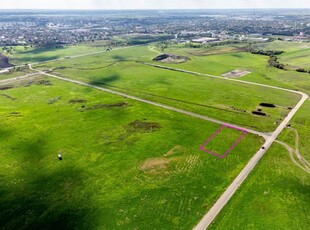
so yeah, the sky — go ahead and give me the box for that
[0,0,310,10]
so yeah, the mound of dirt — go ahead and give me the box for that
[128,120,160,132]
[69,99,87,104]
[0,53,13,68]
[153,53,190,64]
[85,102,128,110]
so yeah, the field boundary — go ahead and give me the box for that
[200,125,248,158]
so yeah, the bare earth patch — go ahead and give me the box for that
[222,69,251,78]
[69,99,87,103]
[85,102,128,110]
[164,145,184,157]
[153,53,190,64]
[128,120,160,132]
[139,158,170,173]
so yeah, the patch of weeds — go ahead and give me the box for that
[127,120,160,133]
[83,102,128,111]
[48,96,61,104]
[69,99,87,104]
[35,79,52,86]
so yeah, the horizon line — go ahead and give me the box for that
[1,8,310,10]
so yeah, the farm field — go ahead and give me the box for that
[252,40,308,53]
[35,46,301,132]
[1,41,110,65]
[252,40,310,69]
[209,101,310,230]
[279,48,310,69]
[153,43,310,95]
[1,41,309,229]
[0,76,265,229]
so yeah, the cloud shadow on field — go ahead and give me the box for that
[111,55,128,62]
[0,137,98,230]
[89,74,120,86]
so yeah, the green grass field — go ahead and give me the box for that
[0,76,264,229]
[252,40,310,69]
[0,68,34,80]
[35,46,301,132]
[2,41,109,65]
[209,101,310,230]
[1,40,309,229]
[154,43,310,96]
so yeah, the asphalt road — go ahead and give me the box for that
[29,64,268,139]
[194,91,308,230]
[143,63,309,230]
[30,63,308,230]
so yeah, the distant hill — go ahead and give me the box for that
[0,52,13,68]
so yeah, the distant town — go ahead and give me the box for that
[0,9,309,49]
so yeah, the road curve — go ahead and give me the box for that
[141,62,309,230]
[194,92,308,230]
[21,49,308,230]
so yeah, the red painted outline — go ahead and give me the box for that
[200,124,248,158]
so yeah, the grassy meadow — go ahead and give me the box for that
[0,76,264,229]
[209,101,310,230]
[154,42,310,95]
[35,46,301,132]
[1,40,309,229]
[252,40,310,69]
[2,41,110,65]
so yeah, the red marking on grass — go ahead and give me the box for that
[200,124,248,158]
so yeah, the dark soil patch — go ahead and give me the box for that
[0,85,13,91]
[153,53,190,64]
[0,52,13,68]
[1,94,16,100]
[8,111,22,117]
[259,103,276,108]
[128,120,160,132]
[36,79,52,86]
[69,99,87,104]
[85,102,128,110]
[252,111,267,116]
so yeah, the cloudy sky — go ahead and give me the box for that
[0,0,310,9]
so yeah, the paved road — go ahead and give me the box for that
[194,91,308,230]
[10,48,308,230]
[29,65,268,139]
[144,63,307,97]
[143,63,309,230]
[30,63,308,230]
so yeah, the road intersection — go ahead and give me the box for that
[1,46,308,230]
